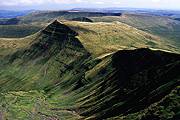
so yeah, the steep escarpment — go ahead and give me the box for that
[0,20,93,93]
[78,48,180,119]
[8,20,86,62]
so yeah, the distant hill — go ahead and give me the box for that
[0,10,34,18]
[0,11,121,38]
[174,18,180,21]
[91,13,180,48]
[72,8,180,18]
[19,11,121,24]
[0,18,20,25]
[0,24,43,38]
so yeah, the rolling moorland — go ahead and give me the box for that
[91,13,180,48]
[0,10,180,120]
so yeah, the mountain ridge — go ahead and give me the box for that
[0,20,179,120]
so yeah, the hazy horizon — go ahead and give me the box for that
[0,0,180,11]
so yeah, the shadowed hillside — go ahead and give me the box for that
[71,17,93,22]
[0,24,42,38]
[0,18,20,25]
[78,48,180,119]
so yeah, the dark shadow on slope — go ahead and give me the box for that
[71,17,93,22]
[174,18,180,21]
[79,48,180,119]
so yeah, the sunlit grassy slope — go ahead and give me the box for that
[0,33,40,56]
[0,20,179,120]
[64,21,179,56]
[91,13,180,48]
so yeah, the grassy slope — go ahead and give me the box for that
[0,20,179,120]
[0,33,39,56]
[64,21,179,56]
[2,20,178,56]
[91,13,180,48]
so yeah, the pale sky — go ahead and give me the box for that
[0,0,179,10]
